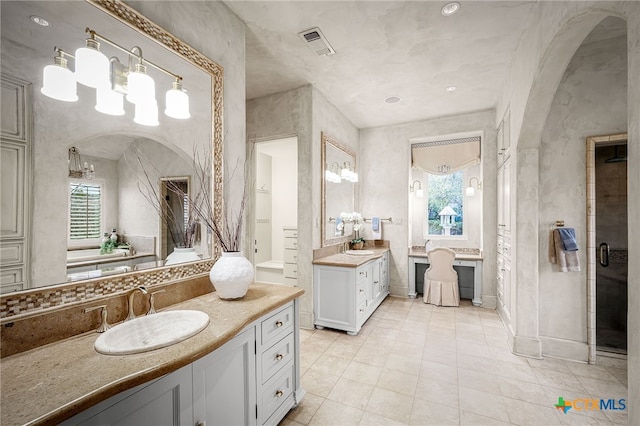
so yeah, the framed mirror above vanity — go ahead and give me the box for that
[321,132,357,247]
[0,0,223,296]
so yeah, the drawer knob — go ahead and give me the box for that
[275,390,284,398]
[275,320,284,327]
[275,353,283,361]
[359,289,364,293]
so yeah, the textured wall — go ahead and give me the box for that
[538,30,627,360]
[359,110,497,301]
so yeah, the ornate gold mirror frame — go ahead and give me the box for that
[0,0,223,320]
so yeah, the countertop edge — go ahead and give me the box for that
[312,248,389,267]
[2,284,304,426]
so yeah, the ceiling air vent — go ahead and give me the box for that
[298,27,335,56]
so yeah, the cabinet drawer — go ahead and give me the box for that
[283,249,297,264]
[261,304,294,347]
[261,332,294,384]
[283,238,297,250]
[357,268,368,284]
[283,277,297,287]
[357,300,367,321]
[1,266,23,286]
[0,242,23,265]
[261,362,294,424]
[283,263,297,279]
[357,283,366,302]
[283,229,297,238]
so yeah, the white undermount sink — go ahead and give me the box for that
[94,310,210,355]
[345,250,375,256]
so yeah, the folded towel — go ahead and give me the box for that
[550,229,581,272]
[371,216,382,240]
[557,227,578,251]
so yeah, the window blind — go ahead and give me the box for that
[412,136,481,174]
[69,182,102,240]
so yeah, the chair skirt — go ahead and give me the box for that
[423,279,460,307]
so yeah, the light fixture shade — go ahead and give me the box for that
[75,39,110,88]
[134,99,159,126]
[165,81,190,119]
[95,84,125,116]
[41,61,77,102]
[416,189,424,198]
[466,186,475,196]
[127,63,155,104]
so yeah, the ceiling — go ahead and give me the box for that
[223,0,537,129]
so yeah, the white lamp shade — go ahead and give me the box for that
[416,189,424,198]
[75,42,109,88]
[127,67,155,105]
[165,86,190,119]
[466,186,475,196]
[41,64,77,102]
[95,84,125,116]
[134,99,159,126]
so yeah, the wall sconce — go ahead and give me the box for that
[466,177,482,196]
[41,27,190,126]
[68,147,95,180]
[410,180,424,198]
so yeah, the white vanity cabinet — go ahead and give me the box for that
[314,252,389,335]
[62,302,302,426]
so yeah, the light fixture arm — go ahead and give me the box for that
[410,179,422,192]
[86,27,183,82]
[467,176,482,190]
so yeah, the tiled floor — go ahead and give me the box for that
[281,297,628,425]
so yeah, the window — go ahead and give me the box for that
[69,182,102,241]
[426,171,464,236]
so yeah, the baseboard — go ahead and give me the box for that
[299,311,314,330]
[389,285,409,298]
[482,295,497,309]
[513,335,543,359]
[540,336,589,362]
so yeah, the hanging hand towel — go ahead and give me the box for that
[371,216,382,240]
[551,229,581,272]
[557,227,579,251]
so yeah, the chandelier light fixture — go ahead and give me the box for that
[41,27,190,126]
[68,147,95,180]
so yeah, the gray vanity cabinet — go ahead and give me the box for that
[314,253,389,335]
[62,302,301,426]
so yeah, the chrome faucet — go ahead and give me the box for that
[126,286,148,321]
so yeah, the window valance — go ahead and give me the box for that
[412,136,481,174]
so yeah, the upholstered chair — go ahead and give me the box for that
[423,247,460,307]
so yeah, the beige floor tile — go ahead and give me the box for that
[577,376,627,400]
[458,387,509,422]
[415,377,459,408]
[391,340,424,360]
[309,353,351,377]
[556,410,614,425]
[385,353,423,375]
[498,376,549,406]
[395,329,428,346]
[359,411,409,425]
[343,360,384,386]
[605,367,628,386]
[366,387,414,424]
[455,339,492,358]
[326,377,374,410]
[422,347,457,367]
[308,399,363,426]
[324,340,360,361]
[285,393,324,425]
[377,369,418,396]
[410,398,459,425]
[419,360,458,385]
[602,407,628,425]
[459,410,510,425]
[504,398,562,425]
[533,367,587,392]
[354,344,390,367]
[566,363,620,381]
[301,369,340,398]
[457,367,501,395]
[279,418,306,426]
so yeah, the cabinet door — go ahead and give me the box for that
[193,327,257,426]
[371,259,382,302]
[64,365,193,426]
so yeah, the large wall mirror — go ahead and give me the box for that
[321,132,356,247]
[0,0,222,292]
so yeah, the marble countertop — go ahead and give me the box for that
[0,283,304,426]
[312,247,389,267]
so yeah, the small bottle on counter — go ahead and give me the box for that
[110,228,118,243]
[101,233,110,244]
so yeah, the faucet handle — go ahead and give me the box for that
[147,289,166,315]
[83,305,111,333]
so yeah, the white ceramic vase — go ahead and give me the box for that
[209,252,254,300]
[165,247,200,266]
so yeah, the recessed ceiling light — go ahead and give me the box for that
[445,86,457,92]
[385,96,401,104]
[441,2,461,16]
[30,15,50,27]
